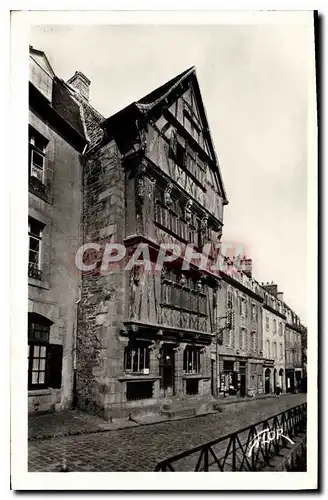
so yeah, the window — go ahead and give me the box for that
[252,304,257,321]
[161,269,207,316]
[28,218,44,279]
[239,297,246,317]
[251,331,257,351]
[28,313,62,390]
[273,319,277,334]
[273,342,277,359]
[183,347,200,374]
[154,186,199,245]
[28,344,47,387]
[126,381,153,400]
[226,329,233,347]
[266,315,270,331]
[124,344,150,374]
[266,339,271,358]
[29,128,47,182]
[240,327,247,350]
[227,290,233,309]
[280,343,283,360]
[279,322,283,336]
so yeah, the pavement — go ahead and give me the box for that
[28,393,306,472]
[28,391,280,441]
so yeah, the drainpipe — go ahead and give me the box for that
[72,288,81,409]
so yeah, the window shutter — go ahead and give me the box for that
[47,344,63,389]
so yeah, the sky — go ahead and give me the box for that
[30,21,313,323]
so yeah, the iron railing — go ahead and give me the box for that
[155,402,307,471]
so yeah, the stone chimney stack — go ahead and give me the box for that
[67,71,91,100]
[241,258,252,278]
[262,282,278,296]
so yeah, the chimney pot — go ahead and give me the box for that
[67,71,91,100]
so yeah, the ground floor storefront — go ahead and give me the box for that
[217,355,264,399]
[264,361,286,394]
[286,367,304,393]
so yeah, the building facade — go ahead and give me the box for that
[76,67,229,419]
[285,306,304,392]
[28,47,87,413]
[216,258,265,398]
[262,283,286,394]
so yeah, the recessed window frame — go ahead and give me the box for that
[124,343,150,374]
[28,218,44,272]
[28,315,50,390]
[183,346,201,374]
[29,127,48,183]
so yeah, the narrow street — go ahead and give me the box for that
[28,393,306,472]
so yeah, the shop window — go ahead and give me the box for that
[183,347,200,374]
[186,378,199,395]
[126,381,153,401]
[124,344,150,374]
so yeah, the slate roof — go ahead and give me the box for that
[136,67,194,108]
[102,66,228,204]
[52,78,86,139]
[29,46,86,142]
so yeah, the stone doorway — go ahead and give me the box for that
[159,344,175,397]
[265,368,271,394]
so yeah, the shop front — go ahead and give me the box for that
[248,359,264,396]
[218,357,247,398]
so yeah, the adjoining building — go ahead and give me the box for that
[285,305,305,392]
[28,47,88,413]
[261,283,286,395]
[216,257,265,398]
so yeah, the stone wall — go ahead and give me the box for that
[76,139,126,418]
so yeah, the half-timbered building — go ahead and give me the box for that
[77,67,228,419]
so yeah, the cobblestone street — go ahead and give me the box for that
[28,393,306,472]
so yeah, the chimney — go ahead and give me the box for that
[67,71,91,100]
[241,258,252,278]
[262,283,278,296]
[277,291,284,302]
